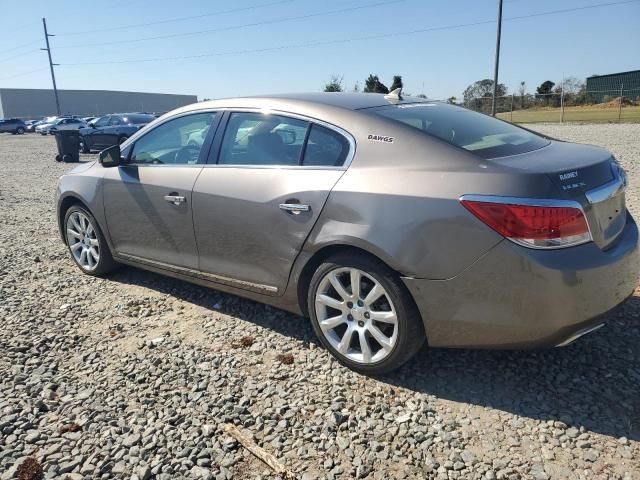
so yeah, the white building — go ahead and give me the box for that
[0,88,198,119]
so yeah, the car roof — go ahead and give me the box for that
[181,92,431,114]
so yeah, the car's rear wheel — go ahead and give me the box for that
[118,135,128,145]
[16,127,25,134]
[64,205,117,276]
[308,252,425,375]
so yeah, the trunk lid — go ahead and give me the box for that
[489,141,627,249]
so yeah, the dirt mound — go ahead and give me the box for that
[594,97,635,108]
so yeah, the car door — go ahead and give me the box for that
[85,116,110,149]
[102,111,220,269]
[192,111,354,295]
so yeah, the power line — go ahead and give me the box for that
[0,67,48,81]
[54,0,404,49]
[0,49,40,64]
[59,0,640,67]
[54,0,298,37]
[0,39,41,56]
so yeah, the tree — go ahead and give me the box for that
[536,80,555,105]
[353,81,360,92]
[390,75,403,91]
[363,74,389,94]
[518,81,526,109]
[415,93,427,99]
[446,96,457,104]
[324,74,344,92]
[462,79,507,112]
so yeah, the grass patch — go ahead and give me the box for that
[497,105,640,124]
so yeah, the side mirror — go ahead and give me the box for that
[99,145,122,167]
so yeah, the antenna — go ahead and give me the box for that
[384,88,403,102]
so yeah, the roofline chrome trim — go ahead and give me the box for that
[121,107,357,170]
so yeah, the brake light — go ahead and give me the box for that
[460,197,591,249]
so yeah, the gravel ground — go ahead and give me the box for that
[1,124,639,480]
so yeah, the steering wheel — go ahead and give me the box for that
[175,144,201,164]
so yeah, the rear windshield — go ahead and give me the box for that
[122,114,155,124]
[369,103,549,159]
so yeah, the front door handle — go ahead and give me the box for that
[164,194,186,206]
[279,203,310,215]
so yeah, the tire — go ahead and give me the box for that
[64,205,118,276]
[80,137,90,153]
[307,252,425,375]
[118,135,128,145]
[16,127,25,135]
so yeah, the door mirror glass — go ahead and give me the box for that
[99,145,122,167]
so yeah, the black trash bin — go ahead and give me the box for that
[54,130,81,163]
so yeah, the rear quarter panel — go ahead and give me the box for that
[304,114,559,280]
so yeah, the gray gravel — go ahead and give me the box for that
[1,126,639,480]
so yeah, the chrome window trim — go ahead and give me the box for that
[124,106,357,170]
[459,194,593,250]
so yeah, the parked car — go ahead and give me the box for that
[56,92,639,374]
[79,113,155,153]
[36,117,86,135]
[82,116,96,124]
[0,118,26,134]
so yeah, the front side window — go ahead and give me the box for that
[93,116,110,127]
[108,116,123,126]
[218,112,308,166]
[130,112,216,165]
[369,103,549,159]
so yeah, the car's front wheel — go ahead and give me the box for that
[64,205,118,276]
[308,252,425,375]
[16,127,25,134]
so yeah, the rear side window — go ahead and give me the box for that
[218,112,309,166]
[303,124,350,166]
[370,103,549,159]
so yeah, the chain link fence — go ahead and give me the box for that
[463,87,640,123]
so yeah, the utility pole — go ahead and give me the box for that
[491,0,503,117]
[41,18,61,116]
[560,74,565,123]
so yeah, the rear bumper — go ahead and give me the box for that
[403,214,639,348]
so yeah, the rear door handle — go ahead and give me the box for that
[279,203,310,215]
[164,194,186,205]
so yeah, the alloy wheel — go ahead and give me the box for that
[315,267,398,364]
[66,211,100,271]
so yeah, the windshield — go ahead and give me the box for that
[369,103,550,159]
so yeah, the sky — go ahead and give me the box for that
[0,0,639,101]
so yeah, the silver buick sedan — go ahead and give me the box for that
[56,92,639,374]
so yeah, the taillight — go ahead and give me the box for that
[460,196,591,249]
